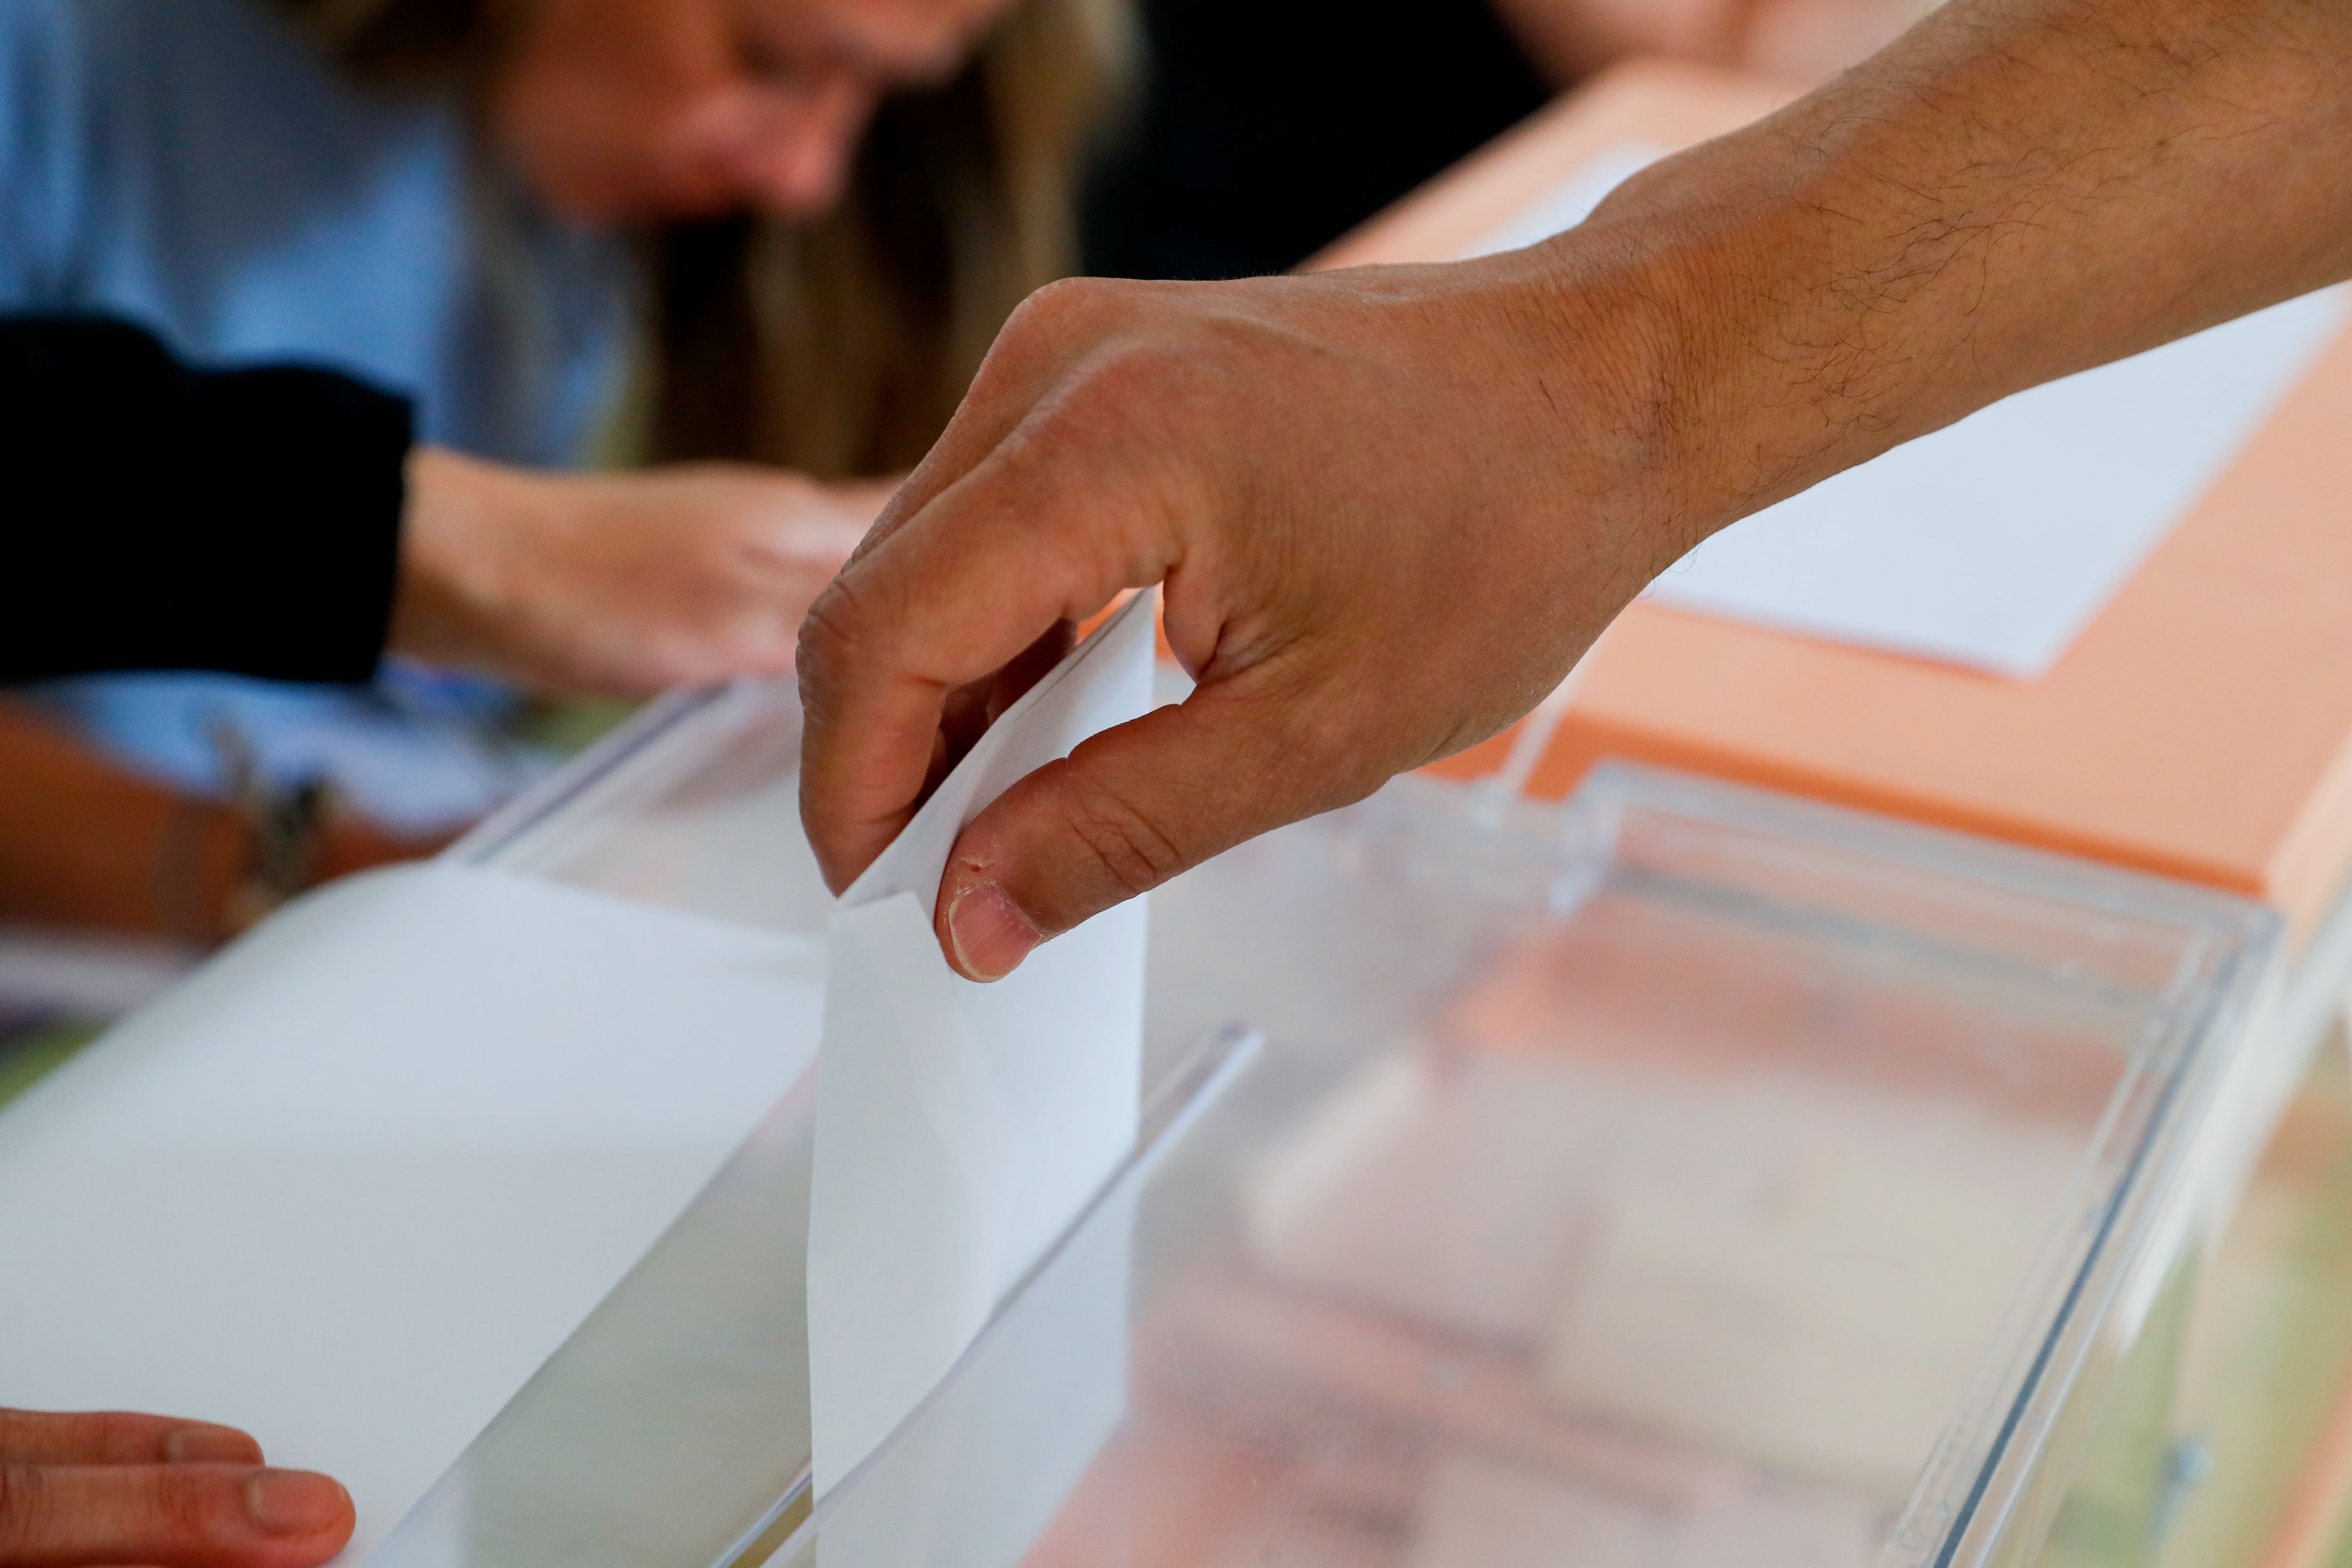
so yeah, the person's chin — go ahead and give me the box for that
[531,157,729,228]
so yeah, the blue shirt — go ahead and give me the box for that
[0,0,636,830]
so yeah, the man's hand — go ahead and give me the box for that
[799,0,2352,981]
[390,450,890,696]
[0,1409,352,1568]
[798,251,1700,978]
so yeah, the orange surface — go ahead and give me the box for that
[1316,60,2352,935]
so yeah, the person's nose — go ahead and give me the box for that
[712,76,877,218]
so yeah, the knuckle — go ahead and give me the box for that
[993,278,1184,393]
[978,279,1116,389]
[78,1411,152,1461]
[148,1467,217,1542]
[1030,346,1235,491]
[1073,339,1204,414]
[1057,766,1189,901]
[794,579,863,687]
[1014,274,1121,332]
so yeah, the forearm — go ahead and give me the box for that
[1570,0,2352,540]
[0,702,244,939]
[0,703,436,943]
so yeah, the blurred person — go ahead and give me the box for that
[1085,0,1919,282]
[0,311,893,941]
[0,0,1119,939]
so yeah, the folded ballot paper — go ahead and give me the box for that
[808,590,1158,1496]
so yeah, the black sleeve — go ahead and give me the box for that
[0,314,413,684]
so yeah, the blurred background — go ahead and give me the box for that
[0,0,1914,1047]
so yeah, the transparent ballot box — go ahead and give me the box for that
[373,679,2287,1568]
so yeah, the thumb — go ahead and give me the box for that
[931,683,1374,980]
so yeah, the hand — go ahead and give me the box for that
[798,247,1699,979]
[390,450,890,696]
[0,1408,352,1568]
[798,0,2352,983]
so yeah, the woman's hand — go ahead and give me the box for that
[0,1409,351,1568]
[390,450,890,696]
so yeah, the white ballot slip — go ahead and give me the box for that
[1468,144,2351,678]
[0,863,827,1564]
[807,592,1158,1496]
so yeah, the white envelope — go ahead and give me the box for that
[806,592,1158,1495]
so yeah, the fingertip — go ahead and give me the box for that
[245,1469,357,1564]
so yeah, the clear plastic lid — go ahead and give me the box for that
[394,683,2280,1568]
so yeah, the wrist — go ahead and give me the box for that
[1528,113,1990,562]
[389,447,537,673]
[1461,174,1816,578]
[150,798,246,947]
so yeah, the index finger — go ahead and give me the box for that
[795,421,1171,892]
[0,1411,261,1468]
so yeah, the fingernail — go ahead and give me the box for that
[946,879,1041,981]
[245,1470,347,1536]
[164,1424,254,1463]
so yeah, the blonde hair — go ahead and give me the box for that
[274,0,1128,478]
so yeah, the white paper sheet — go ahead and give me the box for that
[1459,142,1669,261]
[1466,145,2351,678]
[807,592,1157,1495]
[0,864,826,1564]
